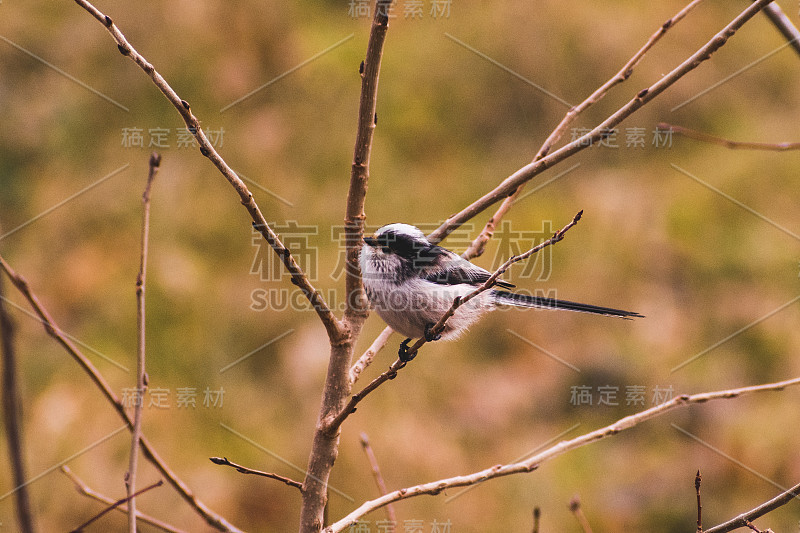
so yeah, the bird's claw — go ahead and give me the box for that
[398,338,416,362]
[424,323,442,342]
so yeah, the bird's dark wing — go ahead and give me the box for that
[420,247,515,289]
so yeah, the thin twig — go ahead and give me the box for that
[704,479,800,533]
[326,211,582,435]
[349,326,393,385]
[325,377,800,532]
[427,0,775,247]
[209,457,303,491]
[696,470,703,533]
[61,466,185,533]
[71,0,342,343]
[0,255,243,533]
[359,433,396,528]
[0,277,36,533]
[531,507,540,533]
[569,495,594,533]
[759,1,800,58]
[128,152,160,532]
[658,123,800,151]
[461,0,706,260]
[70,479,163,533]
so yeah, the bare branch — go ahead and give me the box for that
[0,277,35,533]
[343,2,390,326]
[71,0,342,342]
[70,478,164,533]
[299,2,395,531]
[0,255,243,532]
[744,521,768,533]
[658,123,800,151]
[568,495,594,533]
[428,0,775,246]
[327,211,582,434]
[696,470,703,533]
[349,326,393,385]
[62,466,185,533]
[128,152,160,532]
[325,377,800,532]
[209,457,303,491]
[704,479,800,533]
[759,2,800,58]
[462,0,706,260]
[360,433,397,527]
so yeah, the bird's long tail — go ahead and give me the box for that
[492,290,643,319]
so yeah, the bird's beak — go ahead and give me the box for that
[363,236,378,248]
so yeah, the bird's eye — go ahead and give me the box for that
[375,233,394,254]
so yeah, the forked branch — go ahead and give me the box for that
[0,255,243,533]
[62,466,185,533]
[299,2,395,531]
[462,0,707,260]
[71,0,342,342]
[428,0,776,245]
[704,479,800,533]
[326,377,800,532]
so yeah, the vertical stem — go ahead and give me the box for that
[0,277,36,533]
[298,2,393,532]
[127,153,161,531]
[696,470,703,532]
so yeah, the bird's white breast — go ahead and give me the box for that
[360,246,493,339]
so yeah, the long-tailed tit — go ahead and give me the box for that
[360,223,642,361]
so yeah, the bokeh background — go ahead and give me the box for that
[1,1,799,531]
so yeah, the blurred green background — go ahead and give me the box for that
[1,1,799,531]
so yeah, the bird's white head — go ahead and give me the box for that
[362,223,431,258]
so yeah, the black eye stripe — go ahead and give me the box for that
[376,231,427,259]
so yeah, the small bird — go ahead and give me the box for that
[360,223,642,361]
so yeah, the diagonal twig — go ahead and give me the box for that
[658,123,800,151]
[70,479,163,533]
[704,479,800,533]
[0,255,243,532]
[359,433,396,527]
[427,0,776,247]
[62,466,185,533]
[568,495,594,533]
[71,0,343,343]
[461,0,707,260]
[326,376,800,532]
[759,1,800,58]
[349,325,394,386]
[209,457,303,491]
